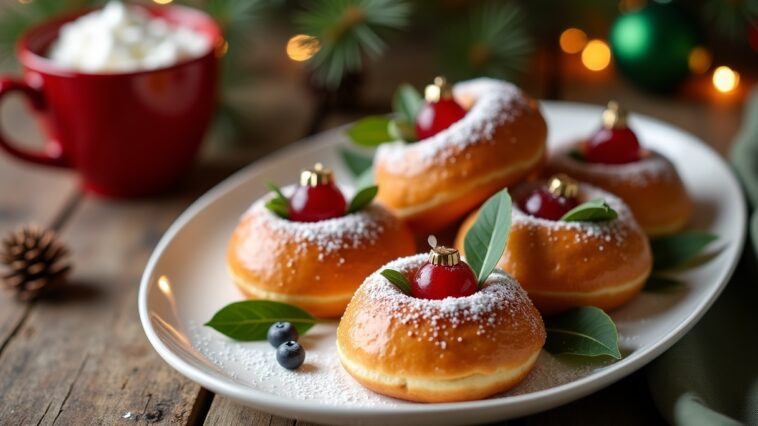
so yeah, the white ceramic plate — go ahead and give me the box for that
[139,102,746,425]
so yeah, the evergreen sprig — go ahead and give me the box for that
[702,0,758,42]
[0,0,105,69]
[441,1,533,82]
[297,0,411,88]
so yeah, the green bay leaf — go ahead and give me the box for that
[568,148,586,162]
[347,116,392,147]
[347,185,378,213]
[560,198,618,222]
[651,231,718,270]
[339,148,373,177]
[264,182,289,218]
[388,118,417,142]
[380,269,412,295]
[393,83,424,124]
[544,306,622,359]
[205,300,317,341]
[463,189,512,286]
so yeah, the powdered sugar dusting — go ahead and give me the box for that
[511,182,641,250]
[187,319,608,404]
[236,187,393,270]
[550,147,680,188]
[376,78,529,175]
[506,351,608,395]
[357,254,543,346]
[189,321,399,406]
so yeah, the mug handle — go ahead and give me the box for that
[0,77,69,167]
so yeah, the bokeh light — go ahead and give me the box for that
[216,39,229,58]
[152,0,173,4]
[286,35,320,62]
[687,47,711,75]
[611,14,650,59]
[712,66,740,93]
[581,40,612,71]
[559,28,588,54]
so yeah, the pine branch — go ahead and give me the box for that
[440,1,533,82]
[702,0,758,42]
[0,0,104,69]
[297,0,411,88]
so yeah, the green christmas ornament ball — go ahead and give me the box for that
[610,3,700,92]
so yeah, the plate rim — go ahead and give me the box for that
[138,100,747,420]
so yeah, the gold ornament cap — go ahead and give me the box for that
[426,235,460,266]
[429,246,461,266]
[547,174,579,198]
[424,76,453,102]
[602,101,629,129]
[300,163,334,187]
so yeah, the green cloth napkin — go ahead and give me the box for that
[646,87,758,426]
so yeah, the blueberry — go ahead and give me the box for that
[276,341,305,370]
[267,322,299,348]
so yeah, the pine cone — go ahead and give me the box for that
[0,225,71,301]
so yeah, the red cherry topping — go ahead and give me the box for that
[414,77,467,140]
[585,101,641,165]
[585,127,641,164]
[519,175,580,221]
[288,164,346,222]
[412,245,477,300]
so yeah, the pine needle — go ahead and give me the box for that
[441,1,533,82]
[297,0,411,88]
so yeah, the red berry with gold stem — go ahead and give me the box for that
[289,163,347,222]
[585,101,641,164]
[415,76,467,140]
[520,174,580,220]
[413,243,477,300]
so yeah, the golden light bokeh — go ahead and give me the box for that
[152,0,173,4]
[559,28,588,54]
[581,39,612,71]
[688,46,712,75]
[286,34,320,62]
[158,275,172,296]
[712,66,740,93]
[216,39,229,58]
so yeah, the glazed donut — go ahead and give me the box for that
[374,78,547,233]
[546,148,692,237]
[337,254,545,402]
[456,182,652,315]
[227,191,416,318]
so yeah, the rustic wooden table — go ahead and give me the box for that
[0,49,745,424]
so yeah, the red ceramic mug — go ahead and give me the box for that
[0,5,221,197]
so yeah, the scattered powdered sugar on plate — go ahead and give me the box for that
[376,78,529,176]
[189,321,401,407]
[188,319,609,405]
[549,146,680,188]
[505,352,609,396]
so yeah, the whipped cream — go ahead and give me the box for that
[48,1,211,73]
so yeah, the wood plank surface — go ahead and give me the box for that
[204,397,313,426]
[0,163,241,425]
[0,96,80,372]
